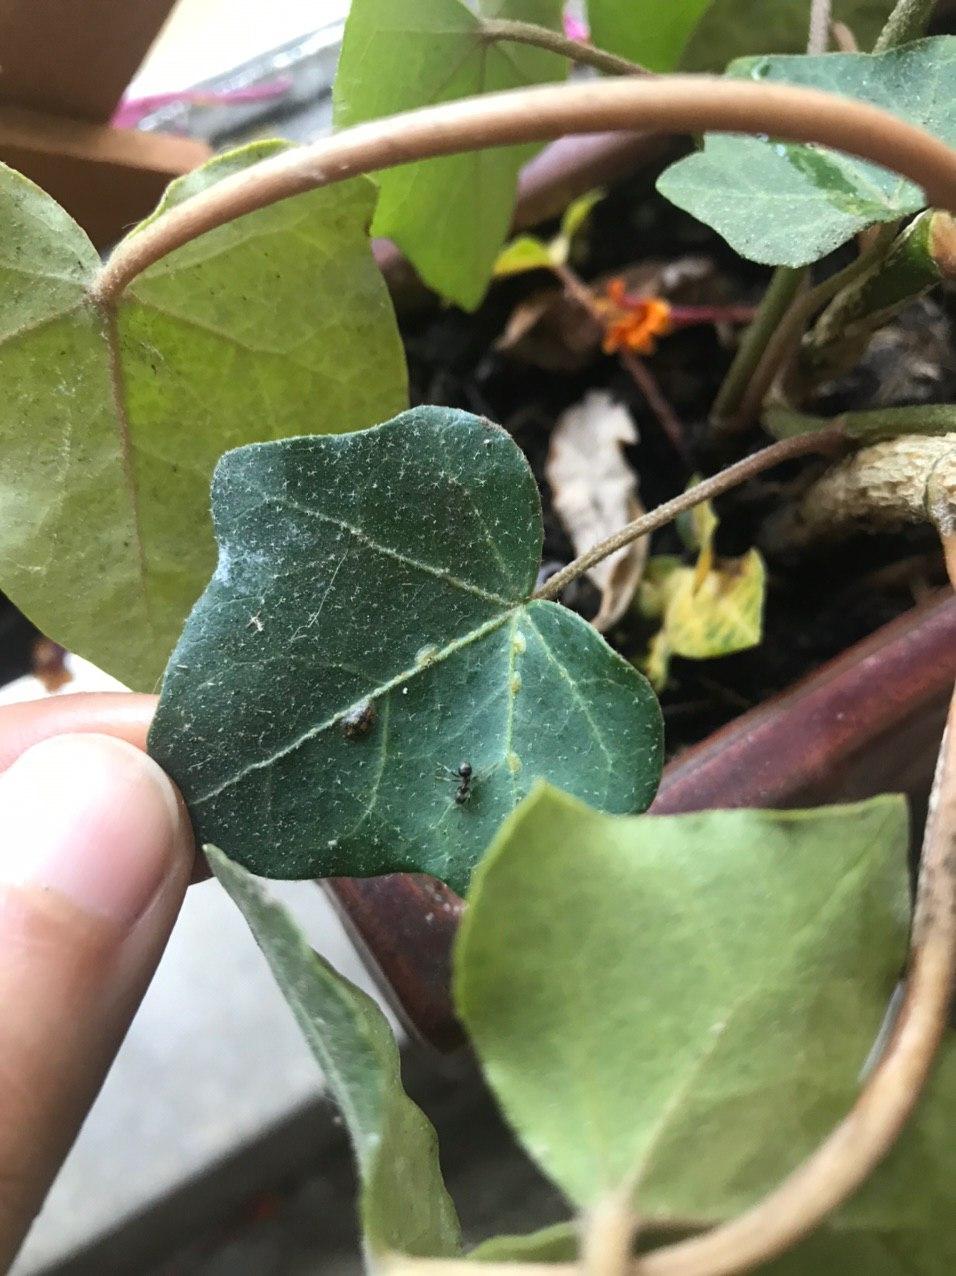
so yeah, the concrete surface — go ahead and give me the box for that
[13,875,393,1274]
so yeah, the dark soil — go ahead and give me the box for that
[401,165,954,756]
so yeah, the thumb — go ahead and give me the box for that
[0,733,194,1268]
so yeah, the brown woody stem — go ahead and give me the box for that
[481,19,651,77]
[533,428,845,601]
[94,78,956,304]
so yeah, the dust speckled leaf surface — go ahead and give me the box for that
[334,0,566,310]
[455,787,909,1215]
[208,848,461,1259]
[658,38,956,266]
[149,408,662,893]
[0,142,406,691]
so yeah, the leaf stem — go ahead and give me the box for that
[765,402,956,442]
[480,18,652,77]
[710,266,806,431]
[807,0,834,53]
[725,223,898,434]
[873,0,937,51]
[583,1194,641,1275]
[93,78,956,304]
[533,428,845,602]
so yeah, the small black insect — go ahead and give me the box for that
[436,761,476,805]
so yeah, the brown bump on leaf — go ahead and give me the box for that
[341,698,376,740]
[545,391,647,631]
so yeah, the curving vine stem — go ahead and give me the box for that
[85,66,956,1276]
[94,77,956,303]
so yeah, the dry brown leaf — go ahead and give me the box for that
[546,392,647,631]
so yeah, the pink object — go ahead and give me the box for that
[563,12,590,42]
[111,79,292,130]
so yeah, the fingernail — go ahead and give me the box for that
[0,734,192,927]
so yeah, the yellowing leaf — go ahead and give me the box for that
[493,235,556,278]
[639,486,765,687]
[666,548,766,657]
[493,187,604,277]
[641,549,766,688]
[546,392,647,631]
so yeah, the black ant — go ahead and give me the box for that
[436,761,476,805]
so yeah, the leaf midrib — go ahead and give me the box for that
[192,605,521,807]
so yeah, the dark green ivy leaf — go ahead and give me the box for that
[657,37,956,266]
[149,408,662,893]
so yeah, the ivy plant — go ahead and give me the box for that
[0,0,953,1272]
[334,0,567,309]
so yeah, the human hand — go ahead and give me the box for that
[0,693,195,1269]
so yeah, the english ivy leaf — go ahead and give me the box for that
[455,787,909,1216]
[333,0,567,310]
[640,549,766,689]
[470,1221,578,1262]
[148,408,662,894]
[588,0,716,72]
[680,0,896,71]
[208,847,461,1259]
[0,143,406,691]
[468,1045,956,1271]
[657,38,956,266]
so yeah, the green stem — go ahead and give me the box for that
[873,0,937,51]
[711,266,806,432]
[534,427,845,602]
[480,19,652,77]
[728,223,898,432]
[765,402,956,441]
[798,210,955,387]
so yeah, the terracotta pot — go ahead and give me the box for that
[323,135,956,1052]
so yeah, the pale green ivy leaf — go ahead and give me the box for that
[467,1042,956,1271]
[493,187,605,277]
[334,0,567,310]
[657,37,956,266]
[455,787,910,1216]
[208,847,461,1259]
[149,408,662,894]
[588,0,716,72]
[0,142,406,690]
[469,1221,578,1262]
